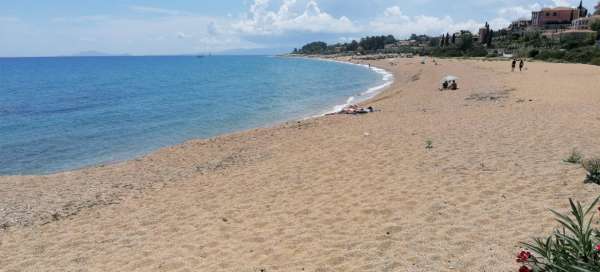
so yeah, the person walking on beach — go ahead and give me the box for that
[519,59,525,72]
[511,59,516,72]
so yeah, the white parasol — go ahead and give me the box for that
[441,75,459,82]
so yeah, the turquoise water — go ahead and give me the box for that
[0,56,390,175]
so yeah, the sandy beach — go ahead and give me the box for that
[2,57,600,271]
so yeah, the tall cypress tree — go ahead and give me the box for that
[487,30,494,47]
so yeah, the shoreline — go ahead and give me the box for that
[0,56,393,178]
[0,56,396,229]
[3,57,600,271]
[282,55,394,116]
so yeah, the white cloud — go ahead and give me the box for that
[497,3,541,20]
[369,6,481,37]
[551,0,576,7]
[383,6,404,17]
[205,22,215,36]
[233,0,358,35]
[176,32,190,39]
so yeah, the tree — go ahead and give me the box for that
[299,41,328,54]
[359,35,393,51]
[348,40,359,51]
[591,19,600,40]
[384,35,397,45]
[458,31,474,51]
[445,33,451,47]
[451,33,456,44]
[487,30,494,47]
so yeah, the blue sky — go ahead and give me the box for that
[0,0,591,57]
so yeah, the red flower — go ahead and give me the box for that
[516,251,532,263]
[519,266,532,272]
[596,244,600,251]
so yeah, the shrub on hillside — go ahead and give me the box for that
[564,47,595,63]
[528,49,540,58]
[535,50,566,61]
[518,197,600,272]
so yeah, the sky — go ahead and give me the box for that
[0,0,593,57]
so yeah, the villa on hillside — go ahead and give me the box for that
[572,15,600,29]
[507,19,532,33]
[499,1,600,40]
[531,1,588,29]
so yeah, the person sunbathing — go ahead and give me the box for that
[449,80,458,90]
[339,105,375,115]
[441,80,449,90]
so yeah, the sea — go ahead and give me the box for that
[0,55,392,175]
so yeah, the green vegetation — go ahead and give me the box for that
[591,20,600,37]
[518,197,600,272]
[583,158,600,184]
[293,35,398,55]
[294,41,328,55]
[294,24,600,66]
[425,140,433,149]
[564,149,583,164]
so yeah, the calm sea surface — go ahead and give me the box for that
[0,55,389,175]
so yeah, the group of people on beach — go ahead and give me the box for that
[441,80,458,91]
[512,59,525,72]
[337,105,375,115]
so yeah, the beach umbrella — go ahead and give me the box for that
[441,75,459,82]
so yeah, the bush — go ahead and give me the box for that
[564,48,595,63]
[564,149,583,164]
[466,46,489,57]
[528,49,540,58]
[425,140,433,149]
[487,52,499,58]
[591,57,600,66]
[583,158,600,184]
[518,197,600,272]
[535,50,566,61]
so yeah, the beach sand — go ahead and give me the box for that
[1,57,600,271]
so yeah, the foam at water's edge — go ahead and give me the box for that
[311,58,394,117]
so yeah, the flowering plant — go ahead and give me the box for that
[518,196,600,271]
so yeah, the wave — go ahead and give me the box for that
[319,59,394,116]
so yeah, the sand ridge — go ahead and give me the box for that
[1,58,600,271]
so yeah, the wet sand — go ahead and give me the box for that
[1,57,600,271]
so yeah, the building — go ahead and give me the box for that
[572,15,600,29]
[508,19,532,32]
[478,22,491,43]
[532,1,588,28]
[397,40,417,46]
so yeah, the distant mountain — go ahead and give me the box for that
[72,51,130,57]
[215,47,294,56]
